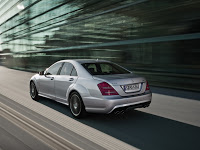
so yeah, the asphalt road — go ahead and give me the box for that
[38,97,200,150]
[0,115,51,150]
[0,66,200,150]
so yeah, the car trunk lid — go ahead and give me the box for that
[93,73,146,96]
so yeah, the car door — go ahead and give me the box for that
[39,62,63,99]
[54,62,78,103]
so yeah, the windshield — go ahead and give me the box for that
[82,62,131,75]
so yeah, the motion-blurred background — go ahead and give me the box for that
[0,0,200,91]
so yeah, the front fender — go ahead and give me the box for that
[30,74,40,91]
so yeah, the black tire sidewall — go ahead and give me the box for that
[30,81,39,100]
[69,92,86,118]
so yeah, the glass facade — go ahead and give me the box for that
[0,0,200,91]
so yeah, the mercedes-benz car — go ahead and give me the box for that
[30,59,152,118]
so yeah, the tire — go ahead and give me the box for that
[69,92,86,118]
[30,81,40,101]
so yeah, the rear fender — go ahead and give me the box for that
[66,84,90,105]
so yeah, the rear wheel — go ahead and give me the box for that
[30,81,39,101]
[69,92,86,118]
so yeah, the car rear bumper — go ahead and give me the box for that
[83,91,152,114]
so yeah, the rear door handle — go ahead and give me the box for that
[69,78,74,81]
[51,77,54,80]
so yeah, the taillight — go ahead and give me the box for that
[146,81,150,91]
[97,82,119,95]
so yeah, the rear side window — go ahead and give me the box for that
[82,63,130,75]
[71,67,77,76]
[60,62,73,75]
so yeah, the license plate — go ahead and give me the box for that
[121,83,140,93]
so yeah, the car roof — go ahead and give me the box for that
[59,59,111,64]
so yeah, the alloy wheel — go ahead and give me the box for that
[70,94,81,117]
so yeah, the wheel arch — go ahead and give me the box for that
[68,90,81,105]
[67,84,90,105]
[30,77,39,93]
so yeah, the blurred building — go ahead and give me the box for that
[0,0,200,91]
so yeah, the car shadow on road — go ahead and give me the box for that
[150,86,200,101]
[38,97,200,150]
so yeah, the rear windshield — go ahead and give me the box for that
[82,63,131,75]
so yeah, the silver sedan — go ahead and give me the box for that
[30,59,152,118]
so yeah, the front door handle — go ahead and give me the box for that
[69,78,74,81]
[51,77,54,80]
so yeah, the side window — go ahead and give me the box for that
[46,62,62,75]
[60,62,73,75]
[71,67,77,76]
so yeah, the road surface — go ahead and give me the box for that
[0,66,200,150]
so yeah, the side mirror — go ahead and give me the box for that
[39,71,44,75]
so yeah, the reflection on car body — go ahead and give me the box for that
[30,59,152,118]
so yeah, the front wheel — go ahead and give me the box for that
[69,92,86,118]
[30,81,39,101]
